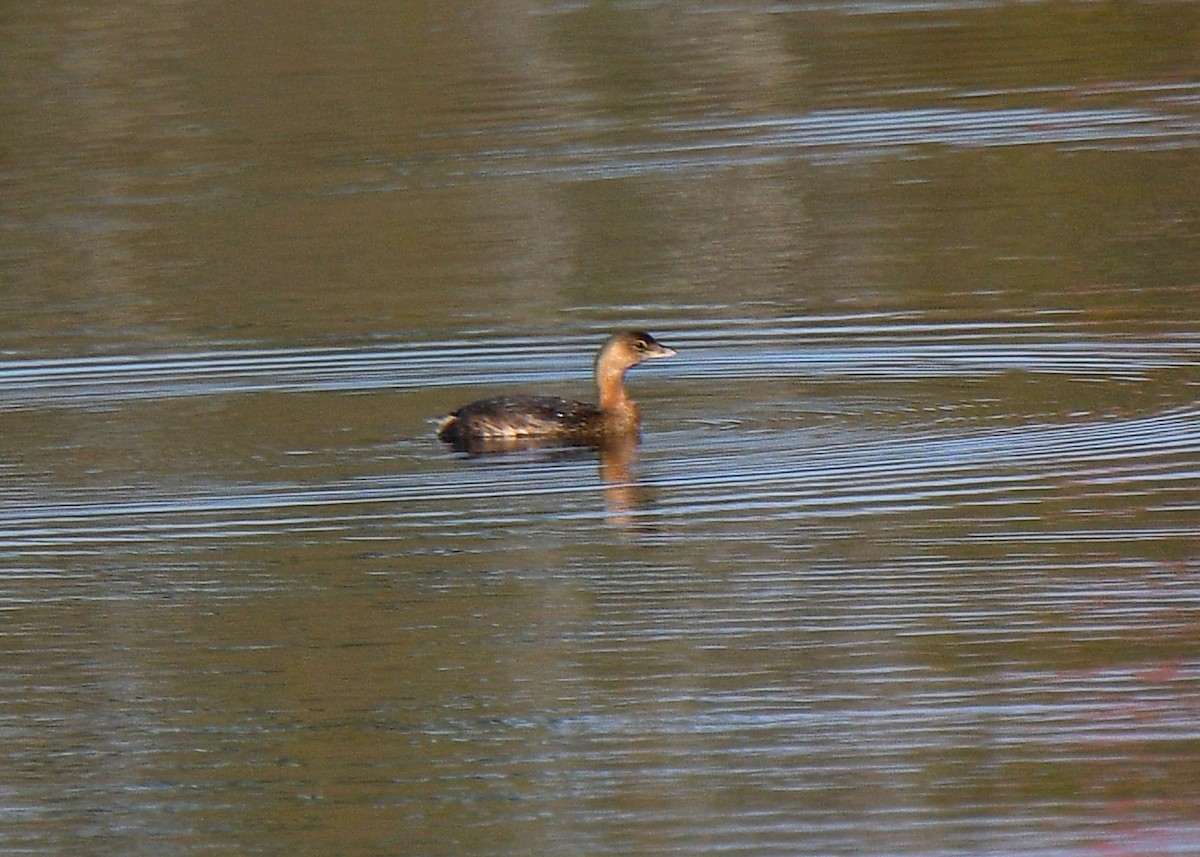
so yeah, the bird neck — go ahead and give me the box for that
[596,358,637,416]
[596,368,629,411]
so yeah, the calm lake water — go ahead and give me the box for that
[2,1,1199,855]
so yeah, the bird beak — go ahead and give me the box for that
[649,344,676,359]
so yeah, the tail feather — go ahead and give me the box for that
[436,414,460,443]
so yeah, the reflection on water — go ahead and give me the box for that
[1,330,1195,550]
[1,322,1198,855]
[436,431,653,531]
[595,434,652,531]
[3,0,1200,854]
[1,318,1195,410]
[457,106,1200,182]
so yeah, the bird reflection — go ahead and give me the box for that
[443,432,655,530]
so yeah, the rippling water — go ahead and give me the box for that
[3,317,1200,855]
[415,105,1200,185]
[3,341,1196,562]
[4,0,1200,854]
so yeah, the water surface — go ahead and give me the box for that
[2,1,1199,855]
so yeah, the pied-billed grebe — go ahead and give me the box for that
[438,330,675,450]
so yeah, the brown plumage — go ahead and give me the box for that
[438,330,675,452]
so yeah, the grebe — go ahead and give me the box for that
[438,330,675,450]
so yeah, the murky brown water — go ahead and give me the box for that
[3,1,1199,855]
